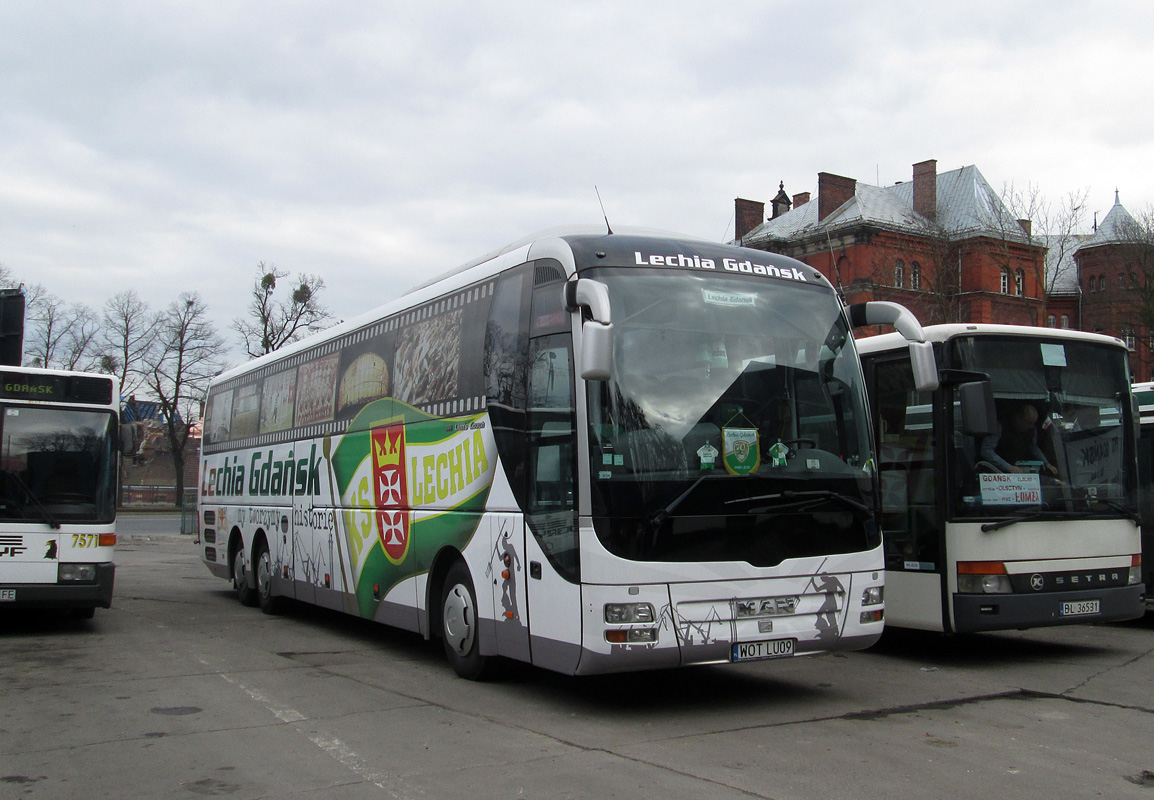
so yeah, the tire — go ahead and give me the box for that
[440,561,490,680]
[232,544,257,607]
[254,539,284,615]
[72,606,96,620]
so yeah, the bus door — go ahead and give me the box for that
[869,355,947,631]
[522,334,582,673]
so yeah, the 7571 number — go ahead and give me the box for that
[71,534,101,548]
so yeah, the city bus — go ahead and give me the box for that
[0,366,121,619]
[1132,380,1154,609]
[858,324,1145,633]
[197,226,938,678]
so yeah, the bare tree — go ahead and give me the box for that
[1114,208,1154,335]
[141,292,227,507]
[99,290,156,397]
[997,182,1089,321]
[233,263,330,358]
[23,285,69,368]
[59,303,101,371]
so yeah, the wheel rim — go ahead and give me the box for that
[257,550,272,599]
[232,551,246,590]
[443,583,476,657]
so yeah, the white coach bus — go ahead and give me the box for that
[859,324,1145,633]
[197,227,937,678]
[0,366,121,618]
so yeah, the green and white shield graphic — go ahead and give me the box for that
[722,427,760,476]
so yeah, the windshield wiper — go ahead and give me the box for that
[1099,499,1141,525]
[725,490,872,517]
[3,470,61,530]
[649,472,718,529]
[981,500,1141,533]
[981,508,1049,533]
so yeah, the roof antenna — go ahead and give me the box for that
[595,186,613,235]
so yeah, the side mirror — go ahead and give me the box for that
[119,423,138,456]
[958,381,997,437]
[564,279,614,381]
[848,301,939,392]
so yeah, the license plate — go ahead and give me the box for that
[732,638,796,662]
[1060,599,1100,616]
[0,589,15,602]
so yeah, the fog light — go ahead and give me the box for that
[861,586,883,606]
[604,603,655,624]
[605,628,658,644]
[860,609,884,624]
[59,563,97,582]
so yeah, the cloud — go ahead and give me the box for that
[2,0,1153,363]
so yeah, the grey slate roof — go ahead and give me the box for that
[1078,194,1139,250]
[740,164,1026,246]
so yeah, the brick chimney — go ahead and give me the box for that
[818,172,856,222]
[734,197,765,241]
[913,159,937,222]
[793,191,811,208]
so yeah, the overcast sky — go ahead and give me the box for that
[3,1,1153,364]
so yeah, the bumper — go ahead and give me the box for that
[952,583,1145,633]
[0,563,115,610]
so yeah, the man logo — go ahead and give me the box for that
[1030,574,1045,591]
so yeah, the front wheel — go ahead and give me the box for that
[254,540,284,615]
[440,562,490,680]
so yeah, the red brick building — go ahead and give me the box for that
[734,160,1152,379]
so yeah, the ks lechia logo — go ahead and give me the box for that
[330,398,496,619]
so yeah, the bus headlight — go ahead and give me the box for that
[861,586,883,606]
[606,628,658,644]
[604,603,655,624]
[59,564,97,582]
[957,561,1011,594]
[957,574,1012,594]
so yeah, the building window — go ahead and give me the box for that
[1120,273,1127,289]
[910,262,921,291]
[1047,314,1056,328]
[1015,269,1025,296]
[1088,276,1095,293]
[1100,274,1107,291]
[1000,267,1010,294]
[893,259,904,288]
[1124,327,1136,350]
[1061,314,1070,328]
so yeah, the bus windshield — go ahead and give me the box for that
[950,335,1135,518]
[0,406,118,524]
[585,267,876,566]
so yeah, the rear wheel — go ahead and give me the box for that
[72,606,96,620]
[232,544,257,607]
[440,562,490,680]
[255,540,283,615]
